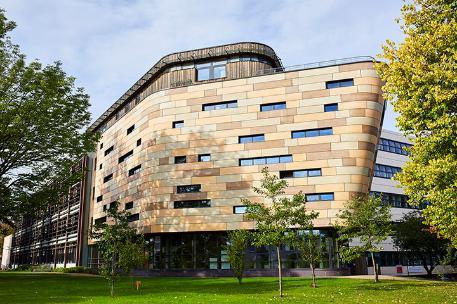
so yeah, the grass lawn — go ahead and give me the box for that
[0,272,456,304]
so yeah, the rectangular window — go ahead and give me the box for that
[198,154,211,162]
[128,165,141,176]
[127,124,135,135]
[239,155,293,166]
[291,127,333,139]
[233,206,247,214]
[202,100,237,111]
[177,184,201,193]
[260,102,286,112]
[128,213,139,222]
[306,193,334,202]
[280,169,322,179]
[196,61,226,81]
[125,201,134,210]
[96,195,103,203]
[173,120,184,128]
[104,146,114,156]
[325,79,354,89]
[94,216,106,225]
[378,138,411,156]
[118,150,133,164]
[239,134,265,143]
[374,164,402,179]
[99,163,102,170]
[137,138,142,147]
[324,103,338,112]
[174,156,187,164]
[174,199,211,209]
[100,143,103,149]
[103,173,113,183]
[370,191,421,209]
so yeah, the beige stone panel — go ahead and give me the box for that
[298,66,339,77]
[340,133,376,143]
[286,86,299,94]
[227,221,255,230]
[231,112,259,122]
[249,125,278,134]
[346,116,379,126]
[365,109,382,120]
[190,176,217,185]
[294,112,335,123]
[298,82,325,91]
[345,183,365,192]
[221,92,248,101]
[246,73,285,84]
[296,105,323,115]
[339,62,374,72]
[350,174,366,184]
[266,131,290,141]
[217,84,253,95]
[333,125,363,134]
[258,108,296,119]
[327,208,342,219]
[306,150,348,161]
[253,79,292,90]
[354,77,382,86]
[335,110,350,119]
[285,185,315,194]
[336,166,369,176]
[341,92,379,102]
[220,165,259,175]
[296,135,341,145]
[309,175,351,184]
[312,217,332,227]
[355,158,372,168]
[186,95,223,106]
[162,106,192,116]
[361,69,379,77]
[216,174,242,183]
[332,70,362,79]
[216,121,242,131]
[321,167,337,176]
[357,84,375,93]
[213,159,238,168]
[306,201,331,210]
[242,117,281,128]
[293,74,333,85]
[328,86,358,95]
[259,147,289,156]
[222,78,248,87]
[339,100,367,110]
[247,87,286,98]
[169,90,205,101]
[315,183,344,192]
[285,159,328,169]
[301,89,330,99]
[366,101,384,111]
[205,88,218,96]
[285,71,299,79]
[331,141,359,150]
[299,95,340,106]
[327,159,343,167]
[195,115,232,125]
[245,139,284,150]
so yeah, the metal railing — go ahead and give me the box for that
[255,56,375,76]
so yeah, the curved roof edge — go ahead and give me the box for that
[89,42,282,132]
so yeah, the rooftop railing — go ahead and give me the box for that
[255,56,375,76]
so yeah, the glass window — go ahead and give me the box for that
[175,156,187,164]
[324,103,338,112]
[292,128,333,139]
[127,124,135,135]
[233,206,247,214]
[239,134,265,143]
[137,138,142,146]
[197,68,210,81]
[198,154,211,162]
[177,184,201,193]
[203,101,237,111]
[260,102,286,112]
[293,170,307,178]
[377,137,411,156]
[280,155,293,163]
[306,130,320,137]
[305,194,320,202]
[118,150,133,163]
[374,164,401,179]
[128,165,141,176]
[173,120,184,128]
[319,128,333,136]
[128,213,139,222]
[320,193,335,201]
[239,155,292,166]
[291,131,305,139]
[240,159,253,166]
[125,201,134,210]
[308,169,322,177]
[104,146,114,156]
[253,158,266,165]
[325,79,354,89]
[266,157,279,164]
[96,195,103,203]
[103,173,113,183]
[196,61,227,81]
[174,200,211,209]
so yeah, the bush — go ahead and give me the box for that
[60,266,99,275]
[32,265,53,272]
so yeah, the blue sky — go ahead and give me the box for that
[2,0,404,131]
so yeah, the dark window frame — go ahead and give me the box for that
[239,155,293,166]
[260,102,286,112]
[202,100,237,111]
[378,138,411,156]
[279,169,322,179]
[177,184,201,193]
[198,154,211,162]
[233,205,247,214]
[125,201,134,210]
[291,127,333,139]
[174,156,187,164]
[324,103,338,112]
[325,79,354,89]
[103,173,113,183]
[305,192,334,202]
[118,150,133,164]
[196,61,227,81]
[238,134,265,143]
[173,120,184,128]
[104,146,114,156]
[127,124,135,135]
[128,165,142,176]
[174,199,211,209]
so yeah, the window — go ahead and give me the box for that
[99,163,103,170]
[175,156,187,164]
[196,61,226,81]
[239,155,293,166]
[291,127,333,139]
[378,138,411,156]
[177,184,201,193]
[102,203,111,212]
[233,206,247,214]
[137,138,142,146]
[118,150,133,164]
[100,143,103,149]
[306,193,334,202]
[125,201,134,210]
[174,199,211,209]
[128,165,141,176]
[173,120,184,128]
[198,154,211,162]
[94,216,106,225]
[104,146,114,156]
[324,103,338,112]
[127,124,135,135]
[280,169,322,178]
[325,79,354,89]
[260,102,286,112]
[202,100,237,111]
[96,195,103,203]
[103,173,113,183]
[239,134,265,143]
[374,164,402,179]
[128,213,139,222]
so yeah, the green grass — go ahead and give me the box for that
[0,272,456,304]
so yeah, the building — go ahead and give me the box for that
[87,42,385,273]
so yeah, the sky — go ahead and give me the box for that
[2,0,404,131]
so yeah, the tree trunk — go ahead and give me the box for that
[276,246,283,298]
[370,252,379,283]
[237,276,242,285]
[310,263,316,288]
[110,280,114,297]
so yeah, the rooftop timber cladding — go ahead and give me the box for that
[91,61,384,234]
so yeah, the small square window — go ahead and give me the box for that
[96,195,103,203]
[233,206,247,214]
[198,154,211,162]
[175,156,187,164]
[99,163,103,170]
[100,143,103,149]
[137,138,142,146]
[125,201,134,210]
[173,120,184,128]
[127,125,135,135]
[324,103,338,112]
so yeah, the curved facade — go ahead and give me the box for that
[89,43,384,239]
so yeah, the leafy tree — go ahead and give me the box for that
[225,229,251,284]
[376,0,457,247]
[243,167,317,297]
[0,9,97,226]
[294,230,326,288]
[335,194,392,282]
[393,212,448,277]
[90,202,145,297]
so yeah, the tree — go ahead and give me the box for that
[294,230,326,288]
[90,202,145,297]
[225,229,251,284]
[243,167,317,297]
[376,0,457,248]
[0,9,97,226]
[393,212,448,277]
[335,194,392,282]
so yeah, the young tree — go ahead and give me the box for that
[0,9,97,226]
[90,202,145,297]
[335,194,392,282]
[243,167,317,297]
[393,212,448,277]
[225,229,251,284]
[294,230,326,288]
[376,0,457,248]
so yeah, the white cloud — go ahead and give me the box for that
[2,0,403,131]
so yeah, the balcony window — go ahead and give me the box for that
[196,61,226,81]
